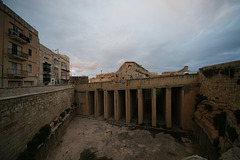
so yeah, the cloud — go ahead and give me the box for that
[117,59,126,67]
[4,0,240,76]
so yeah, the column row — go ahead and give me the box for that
[82,87,184,128]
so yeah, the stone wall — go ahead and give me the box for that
[0,85,74,160]
[194,60,240,155]
[199,60,240,107]
[0,85,71,98]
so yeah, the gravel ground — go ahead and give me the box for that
[47,116,206,160]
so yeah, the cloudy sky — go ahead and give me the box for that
[3,0,240,77]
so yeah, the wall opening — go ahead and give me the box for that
[171,87,182,128]
[118,90,126,122]
[156,88,166,126]
[130,89,138,123]
[89,91,95,115]
[97,91,104,117]
[143,89,152,125]
[107,90,114,119]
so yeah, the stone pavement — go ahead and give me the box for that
[47,116,206,160]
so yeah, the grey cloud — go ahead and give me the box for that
[3,0,240,76]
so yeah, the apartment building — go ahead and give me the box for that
[39,44,70,85]
[59,54,70,85]
[0,2,39,87]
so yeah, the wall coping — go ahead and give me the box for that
[0,85,74,101]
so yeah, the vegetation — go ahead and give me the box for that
[237,78,240,85]
[220,67,235,79]
[203,68,219,78]
[203,66,235,78]
[79,149,112,160]
[234,110,240,125]
[204,104,213,112]
[195,94,208,110]
[213,137,219,147]
[17,124,51,160]
[213,112,227,136]
[54,120,58,126]
[213,137,221,152]
[65,108,71,114]
[60,111,66,119]
[227,126,238,142]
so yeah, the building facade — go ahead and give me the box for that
[39,44,70,85]
[90,61,158,83]
[0,2,39,87]
[59,54,70,85]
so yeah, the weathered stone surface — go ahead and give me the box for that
[219,147,240,160]
[182,155,207,160]
[0,86,74,160]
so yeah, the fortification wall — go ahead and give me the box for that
[0,85,72,98]
[199,60,240,107]
[0,85,74,160]
[76,74,199,91]
[194,60,240,158]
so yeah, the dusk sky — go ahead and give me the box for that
[3,0,240,77]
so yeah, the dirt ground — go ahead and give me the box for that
[47,116,206,160]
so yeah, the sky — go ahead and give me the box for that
[3,0,240,77]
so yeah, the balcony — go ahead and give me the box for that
[43,74,51,83]
[8,48,28,61]
[7,69,28,78]
[54,61,59,68]
[61,63,69,72]
[43,62,51,73]
[61,73,68,80]
[8,29,30,44]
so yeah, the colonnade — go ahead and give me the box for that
[83,87,184,128]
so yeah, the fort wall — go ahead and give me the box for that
[194,60,240,158]
[0,85,74,160]
[0,85,73,98]
[199,60,240,107]
[75,74,199,130]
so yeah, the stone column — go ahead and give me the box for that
[126,89,131,123]
[94,90,98,117]
[152,88,156,127]
[138,88,143,124]
[86,91,89,115]
[180,87,184,129]
[165,87,172,128]
[114,90,118,120]
[104,90,108,119]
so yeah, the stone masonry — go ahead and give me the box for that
[0,85,74,160]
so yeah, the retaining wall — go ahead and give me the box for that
[0,85,74,160]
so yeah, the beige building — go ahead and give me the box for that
[114,61,158,82]
[90,61,158,83]
[39,44,70,85]
[59,54,70,85]
[90,72,115,83]
[161,66,189,76]
[0,2,39,87]
[39,44,54,85]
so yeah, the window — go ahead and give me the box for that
[28,65,32,73]
[28,49,32,56]
[54,60,59,68]
[61,62,67,70]
[29,33,32,41]
[12,43,17,55]
[11,62,17,74]
[12,24,18,35]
